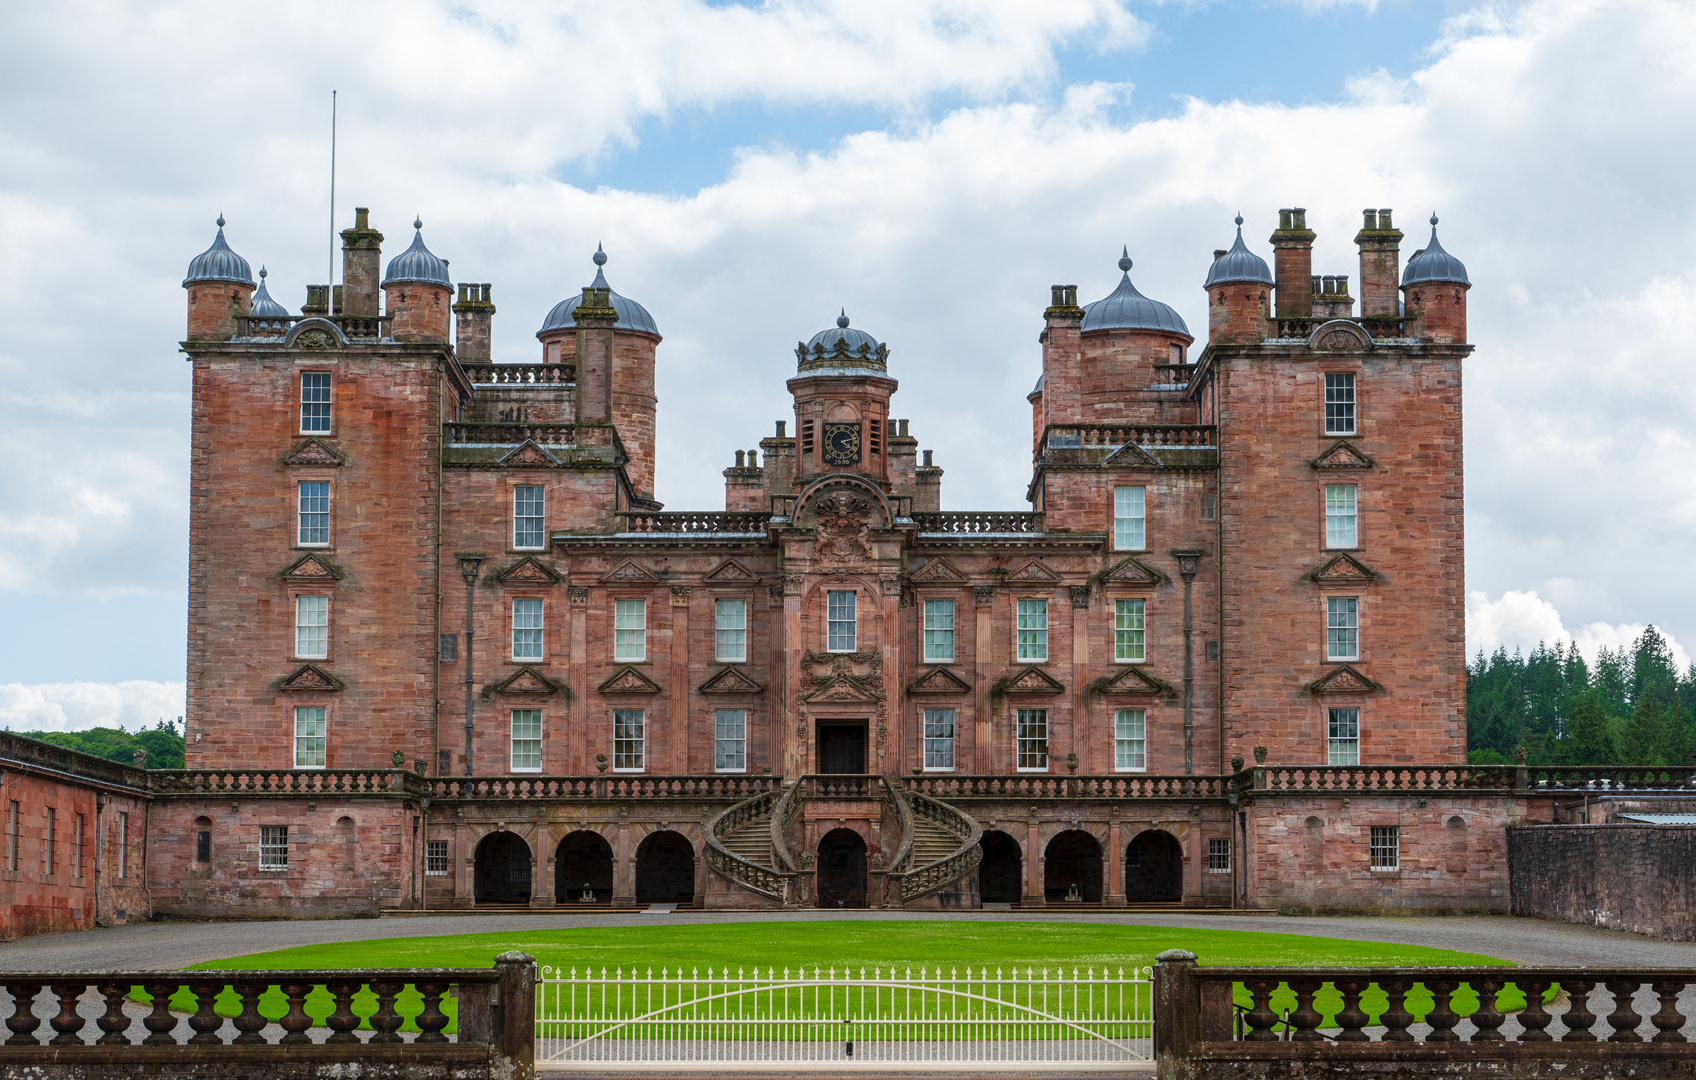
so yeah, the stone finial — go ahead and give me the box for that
[1155,949,1198,963]
[132,747,148,769]
[1252,745,1267,765]
[391,749,406,767]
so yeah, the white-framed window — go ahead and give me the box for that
[1114,599,1146,662]
[1327,597,1359,661]
[613,598,647,662]
[425,839,449,876]
[512,598,544,661]
[613,709,645,771]
[1325,484,1358,548]
[1207,837,1231,873]
[923,599,955,662]
[715,599,747,662]
[1324,372,1356,435]
[510,709,542,772]
[1016,598,1048,662]
[294,706,327,768]
[1114,486,1146,550]
[1328,707,1361,766]
[259,824,289,871]
[1114,708,1147,772]
[1369,825,1399,871]
[1016,709,1049,772]
[513,485,545,550]
[714,709,747,772]
[116,812,128,877]
[923,708,956,771]
[295,595,329,659]
[827,590,857,652]
[300,372,331,433]
[298,481,330,546]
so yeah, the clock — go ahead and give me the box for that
[821,422,862,466]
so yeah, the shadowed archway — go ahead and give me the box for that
[635,830,696,905]
[1043,829,1103,903]
[1125,829,1183,903]
[555,830,614,904]
[816,828,868,908]
[473,831,532,904]
[977,830,1023,905]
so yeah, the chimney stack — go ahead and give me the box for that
[1040,284,1085,433]
[339,208,384,318]
[1270,208,1316,318]
[574,285,617,425]
[453,283,495,363]
[1354,208,1403,318]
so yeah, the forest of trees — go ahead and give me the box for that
[19,719,185,770]
[1466,625,1696,767]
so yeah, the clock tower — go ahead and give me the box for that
[788,310,897,489]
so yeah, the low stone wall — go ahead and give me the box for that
[1508,823,1696,940]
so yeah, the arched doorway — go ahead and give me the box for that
[473,831,532,904]
[635,831,696,905]
[1043,829,1103,903]
[555,830,614,904]
[816,828,867,908]
[1125,830,1183,903]
[977,831,1023,905]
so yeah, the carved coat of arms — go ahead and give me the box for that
[813,492,874,563]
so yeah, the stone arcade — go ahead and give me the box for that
[137,203,1529,919]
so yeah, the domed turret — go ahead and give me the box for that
[537,245,660,337]
[1401,215,1470,286]
[249,267,289,318]
[1204,216,1274,287]
[796,310,888,372]
[382,218,452,288]
[183,216,254,286]
[1081,249,1192,338]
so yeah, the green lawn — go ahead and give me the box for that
[166,920,1520,1035]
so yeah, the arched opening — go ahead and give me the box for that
[1124,829,1183,903]
[635,830,696,905]
[556,830,614,904]
[473,831,532,904]
[336,816,357,876]
[977,830,1023,906]
[816,828,867,908]
[1044,830,1103,903]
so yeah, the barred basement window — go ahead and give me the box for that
[715,599,747,662]
[923,709,956,771]
[714,709,747,773]
[613,710,646,772]
[1200,494,1218,523]
[827,591,857,652]
[1016,709,1049,772]
[1207,837,1231,873]
[426,840,449,876]
[439,633,458,663]
[300,372,331,433]
[1114,599,1146,662]
[923,599,955,662]
[513,485,545,550]
[1324,373,1356,435]
[1370,826,1400,871]
[259,825,289,871]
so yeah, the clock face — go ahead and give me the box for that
[821,422,862,466]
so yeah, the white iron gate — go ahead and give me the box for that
[535,964,1153,1071]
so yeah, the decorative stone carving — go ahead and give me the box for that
[1068,584,1091,609]
[1310,440,1376,470]
[601,559,658,583]
[280,553,342,583]
[282,438,345,468]
[483,666,566,697]
[670,585,692,606]
[699,666,765,695]
[973,585,996,605]
[996,666,1065,695]
[813,491,875,563]
[1099,555,1167,586]
[1006,558,1061,582]
[1308,553,1380,585]
[277,664,344,692]
[498,557,561,585]
[598,666,664,694]
[703,559,757,582]
[907,667,972,695]
[497,441,558,468]
[1307,664,1382,694]
[908,558,967,583]
[568,585,590,604]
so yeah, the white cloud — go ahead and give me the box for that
[1467,591,1691,671]
[0,682,186,734]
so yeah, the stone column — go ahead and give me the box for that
[1069,585,1090,772]
[569,586,590,773]
[1023,816,1045,908]
[530,824,554,908]
[455,820,473,906]
[782,576,806,778]
[1106,816,1125,907]
[670,587,691,775]
[974,586,995,773]
[612,821,637,909]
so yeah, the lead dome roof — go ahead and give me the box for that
[805,309,880,354]
[1081,249,1192,339]
[1401,215,1470,286]
[382,219,452,288]
[249,267,289,318]
[537,246,660,338]
[183,217,254,287]
[1204,216,1275,287]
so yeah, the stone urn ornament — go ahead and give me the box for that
[595,754,608,774]
[391,749,406,768]
[1231,755,1245,774]
[1253,745,1267,766]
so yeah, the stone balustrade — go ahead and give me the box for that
[911,510,1045,534]
[1043,423,1216,449]
[460,363,574,386]
[615,511,772,534]
[904,773,1230,800]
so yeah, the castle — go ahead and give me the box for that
[0,200,1528,933]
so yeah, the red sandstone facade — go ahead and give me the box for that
[146,204,1504,920]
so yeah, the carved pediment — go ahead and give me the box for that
[1308,553,1379,585]
[907,667,972,695]
[703,559,758,583]
[280,553,342,583]
[282,438,345,468]
[997,666,1065,695]
[1308,320,1373,352]
[1310,440,1376,470]
[801,677,882,703]
[1007,558,1061,583]
[598,666,664,694]
[909,558,967,584]
[277,664,344,693]
[699,666,765,695]
[1101,441,1164,467]
[601,559,658,583]
[1308,665,1381,694]
[484,666,566,697]
[498,556,561,585]
[498,440,560,468]
[1092,666,1172,696]
[1099,555,1168,586]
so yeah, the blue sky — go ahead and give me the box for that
[2,0,1694,727]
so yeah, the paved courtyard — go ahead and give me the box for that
[2,910,1693,971]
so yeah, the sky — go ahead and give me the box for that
[1,0,1693,731]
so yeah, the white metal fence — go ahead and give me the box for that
[535,963,1153,1071]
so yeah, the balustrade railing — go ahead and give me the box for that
[461,363,574,386]
[232,314,392,341]
[703,789,798,903]
[1273,315,1410,341]
[887,788,983,905]
[911,511,1044,534]
[423,774,781,801]
[902,774,1227,800]
[1249,766,1514,792]
[148,769,407,797]
[616,511,771,534]
[1043,423,1216,450]
[443,421,579,446]
[0,956,531,1069]
[799,774,880,799]
[1524,766,1696,791]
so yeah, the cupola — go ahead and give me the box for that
[1401,214,1470,344]
[537,245,660,338]
[249,267,289,318]
[381,217,453,343]
[1204,216,1275,287]
[796,310,888,372]
[1081,249,1192,339]
[1401,215,1471,286]
[183,215,256,341]
[382,218,452,288]
[183,216,254,287]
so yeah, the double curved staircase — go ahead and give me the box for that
[705,776,982,907]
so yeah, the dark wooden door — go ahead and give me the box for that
[817,724,867,774]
